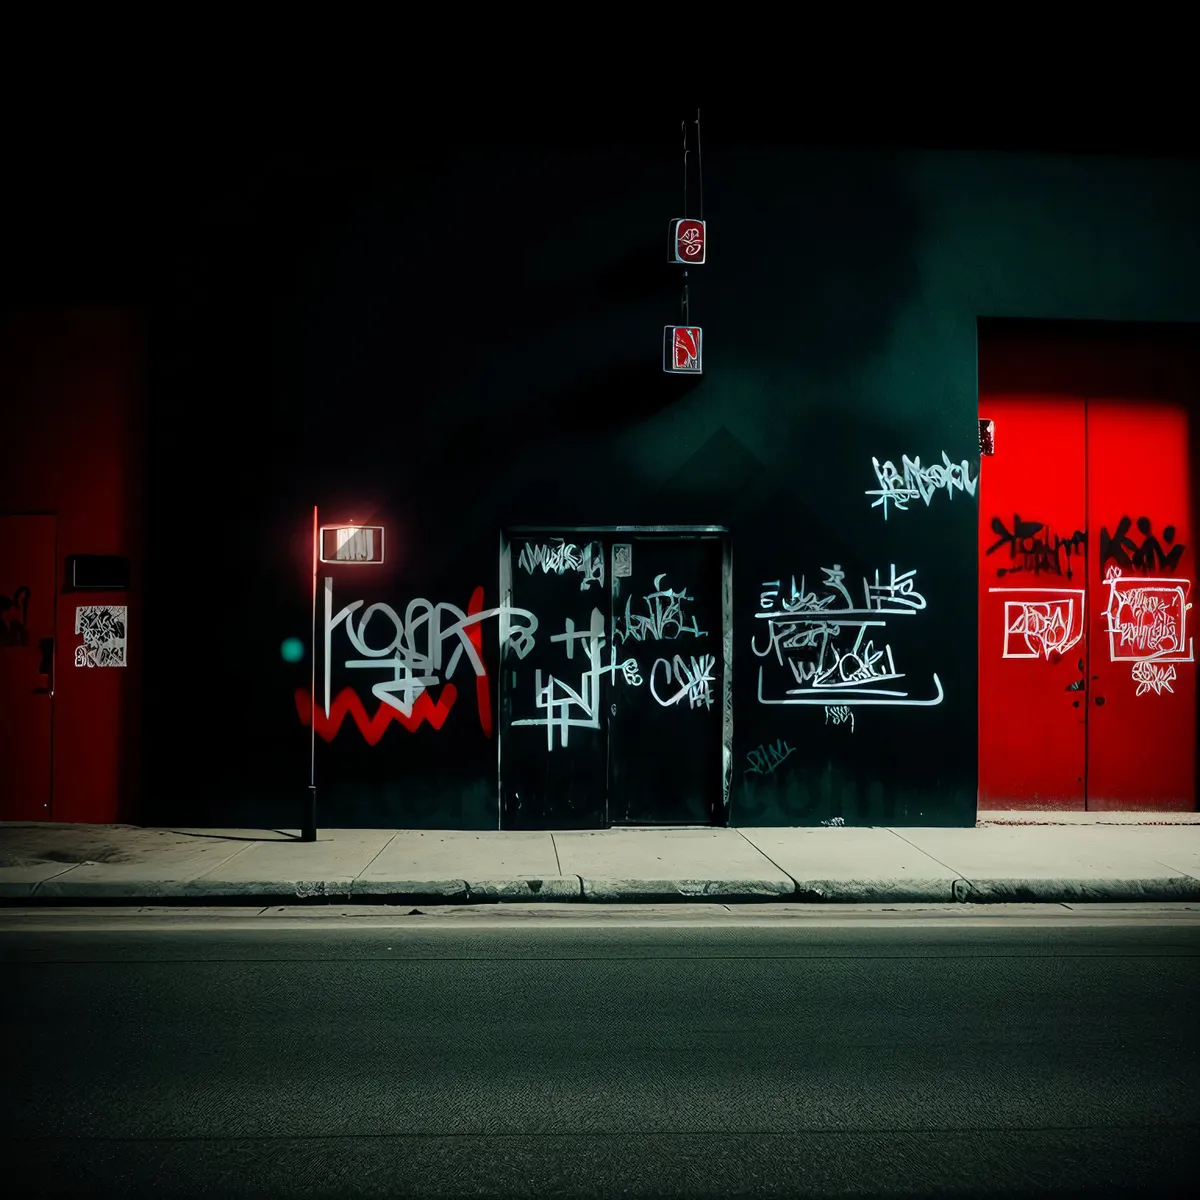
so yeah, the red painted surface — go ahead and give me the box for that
[0,516,57,819]
[0,308,144,822]
[1087,398,1194,810]
[977,393,1087,809]
[979,328,1197,812]
[672,219,706,263]
[295,684,458,744]
[665,326,702,373]
[466,585,493,737]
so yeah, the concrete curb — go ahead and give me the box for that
[2,875,1199,906]
[581,878,795,902]
[951,877,1200,903]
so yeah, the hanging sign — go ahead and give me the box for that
[319,525,386,564]
[663,326,703,374]
[669,218,706,264]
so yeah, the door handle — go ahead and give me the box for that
[33,636,53,695]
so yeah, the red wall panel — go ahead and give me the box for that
[979,325,1198,813]
[977,393,1088,809]
[1086,397,1194,810]
[0,308,144,823]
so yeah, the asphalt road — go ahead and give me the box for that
[1,905,1198,1198]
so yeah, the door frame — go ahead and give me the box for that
[498,525,733,828]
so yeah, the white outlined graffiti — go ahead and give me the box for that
[650,653,716,710]
[866,452,977,519]
[612,574,707,645]
[1103,567,1194,697]
[74,605,127,668]
[1103,571,1193,663]
[324,579,538,719]
[1132,662,1177,696]
[825,704,855,730]
[510,608,643,749]
[753,565,942,707]
[989,588,1086,660]
[517,540,604,590]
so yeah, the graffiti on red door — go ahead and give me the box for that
[295,583,538,744]
[1103,566,1194,698]
[986,514,1087,579]
[1099,516,1186,573]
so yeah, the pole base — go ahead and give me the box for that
[301,785,317,842]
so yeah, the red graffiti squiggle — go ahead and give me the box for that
[294,684,457,747]
[466,585,493,737]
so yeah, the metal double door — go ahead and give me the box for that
[500,532,726,829]
[977,334,1197,810]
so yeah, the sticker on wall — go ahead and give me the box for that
[979,419,994,456]
[74,605,127,668]
[663,326,703,374]
[613,543,632,578]
[668,218,706,264]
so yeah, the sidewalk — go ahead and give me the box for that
[2,815,1200,905]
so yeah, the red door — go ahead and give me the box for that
[979,331,1197,812]
[0,515,56,820]
[977,396,1088,809]
[1086,397,1194,810]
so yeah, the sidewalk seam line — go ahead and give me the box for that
[551,834,563,878]
[731,829,799,893]
[884,827,968,880]
[353,832,401,885]
[1153,858,1200,882]
[187,840,260,882]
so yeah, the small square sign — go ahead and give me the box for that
[663,326,703,374]
[669,218,706,264]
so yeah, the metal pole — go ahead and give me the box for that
[302,504,318,842]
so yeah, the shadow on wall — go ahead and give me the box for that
[705,148,924,372]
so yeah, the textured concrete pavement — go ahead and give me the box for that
[2,818,1200,904]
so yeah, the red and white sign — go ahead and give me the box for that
[319,525,386,564]
[669,218,706,264]
[663,326,703,374]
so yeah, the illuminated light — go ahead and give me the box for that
[318,524,386,564]
[281,637,306,663]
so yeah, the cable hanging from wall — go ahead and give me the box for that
[664,109,706,375]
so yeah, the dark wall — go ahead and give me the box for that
[140,144,1200,829]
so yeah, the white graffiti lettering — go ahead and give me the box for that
[612,574,706,644]
[1132,661,1177,696]
[754,565,942,707]
[510,609,644,748]
[517,540,604,590]
[323,579,538,719]
[866,451,978,520]
[1102,568,1194,698]
[1104,571,1193,663]
[650,653,716,709]
[990,588,1085,660]
[825,705,854,730]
